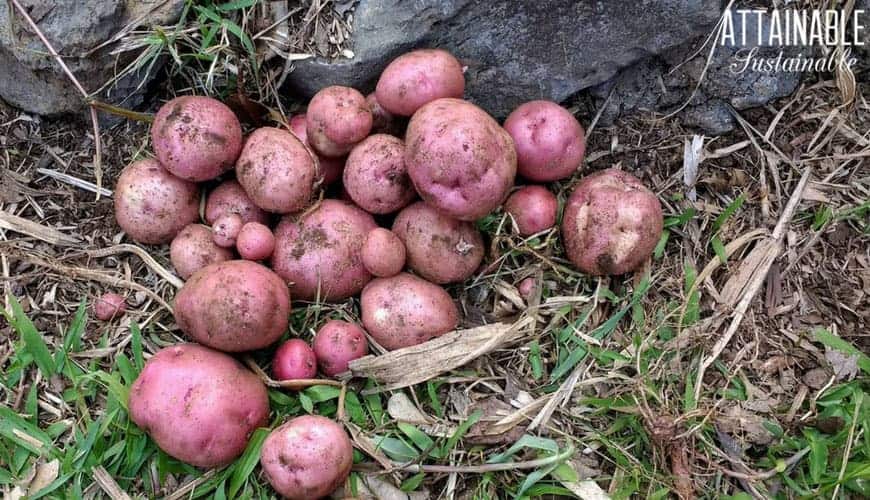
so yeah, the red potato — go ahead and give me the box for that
[174,260,290,352]
[260,415,353,500]
[212,213,243,248]
[361,228,406,278]
[562,168,663,275]
[306,86,372,158]
[405,98,516,221]
[503,185,558,236]
[517,277,537,300]
[272,339,317,381]
[272,200,377,301]
[343,134,416,214]
[366,92,401,135]
[170,224,233,279]
[503,100,586,182]
[114,158,200,245]
[392,202,483,284]
[94,293,126,321]
[289,114,346,185]
[360,273,459,350]
[129,343,269,468]
[375,49,465,116]
[312,320,369,376]
[236,222,275,261]
[205,179,269,225]
[236,127,318,213]
[151,96,242,181]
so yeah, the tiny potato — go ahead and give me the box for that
[361,228,406,278]
[312,320,369,376]
[236,222,275,261]
[212,213,243,248]
[343,134,415,214]
[503,100,586,182]
[306,86,372,157]
[375,49,465,116]
[503,185,558,236]
[272,339,317,381]
[93,293,126,321]
[205,179,269,225]
[170,224,233,279]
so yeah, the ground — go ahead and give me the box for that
[1,2,869,499]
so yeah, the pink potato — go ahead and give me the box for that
[405,98,516,221]
[503,185,558,236]
[503,100,586,182]
[375,49,465,116]
[272,200,377,301]
[129,343,269,468]
[212,213,243,248]
[361,228,406,278]
[343,134,416,214]
[236,127,318,213]
[94,293,126,321]
[272,339,317,381]
[114,158,200,245]
[306,86,372,157]
[289,114,346,185]
[174,260,290,352]
[151,96,243,181]
[517,277,537,300]
[392,202,484,284]
[260,415,353,500]
[236,222,275,261]
[360,273,459,350]
[205,179,269,225]
[170,224,233,279]
[562,168,663,276]
[312,320,369,376]
[366,92,401,135]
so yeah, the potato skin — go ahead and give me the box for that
[236,127,318,213]
[562,168,663,275]
[114,159,200,244]
[289,114,346,185]
[260,415,353,500]
[306,86,372,157]
[375,49,465,116]
[312,320,369,376]
[405,98,516,221]
[360,273,459,350]
[129,343,269,468]
[236,222,275,261]
[343,134,416,214]
[272,339,317,381]
[503,100,586,182]
[392,202,483,284]
[361,228,406,278]
[503,186,558,236]
[212,213,243,248]
[94,293,126,321]
[205,180,269,225]
[170,224,233,279]
[272,200,377,301]
[151,96,242,181]
[174,260,290,351]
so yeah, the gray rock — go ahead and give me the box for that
[286,0,723,118]
[0,0,184,115]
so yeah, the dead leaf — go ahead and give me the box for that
[802,367,830,389]
[27,459,59,496]
[465,397,527,445]
[824,346,859,381]
[351,474,429,500]
[718,405,773,446]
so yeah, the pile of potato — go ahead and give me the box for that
[111,48,663,498]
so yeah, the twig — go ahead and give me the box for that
[832,391,863,499]
[36,168,113,197]
[355,445,575,474]
[81,244,183,289]
[722,446,810,481]
[92,466,132,500]
[243,356,342,389]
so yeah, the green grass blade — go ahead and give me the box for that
[4,295,56,377]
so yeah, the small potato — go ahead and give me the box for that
[517,278,537,300]
[151,96,242,181]
[375,49,465,116]
[367,92,401,135]
[312,320,369,376]
[272,339,317,381]
[130,343,269,468]
[236,222,275,261]
[392,202,483,284]
[212,213,243,248]
[503,100,586,182]
[360,273,458,350]
[260,415,353,500]
[94,293,126,321]
[289,114,346,185]
[114,159,200,244]
[343,134,416,214]
[405,98,516,220]
[306,86,372,157]
[170,224,233,279]
[174,260,290,351]
[361,228,405,278]
[236,127,318,213]
[562,168,663,275]
[205,179,269,225]
[272,200,377,301]
[503,186,558,236]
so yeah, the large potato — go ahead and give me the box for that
[343,134,416,214]
[289,114,346,185]
[360,273,458,350]
[405,98,516,221]
[114,158,200,244]
[503,100,586,182]
[392,202,483,284]
[272,200,377,301]
[170,224,233,279]
[236,127,318,214]
[306,86,372,158]
[562,168,663,275]
[260,415,353,500]
[174,260,290,351]
[205,179,269,225]
[151,96,242,181]
[129,343,269,468]
[503,185,558,236]
[375,49,465,116]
